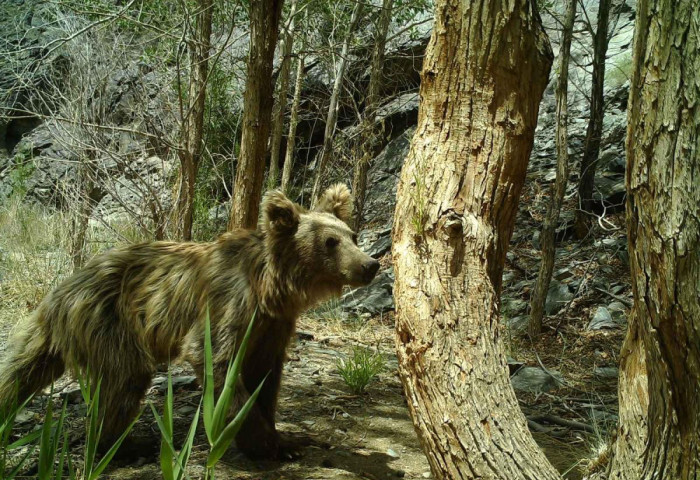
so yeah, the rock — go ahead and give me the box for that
[608,301,628,323]
[342,269,395,316]
[152,375,198,393]
[594,366,619,379]
[587,306,620,330]
[507,357,525,375]
[511,366,564,393]
[366,234,392,259]
[386,448,400,458]
[59,385,83,404]
[506,316,529,336]
[545,281,574,315]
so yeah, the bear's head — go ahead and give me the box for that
[262,184,380,299]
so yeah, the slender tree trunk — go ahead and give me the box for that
[177,0,214,238]
[606,0,700,478]
[70,159,99,269]
[528,0,576,337]
[310,0,363,205]
[280,53,304,195]
[392,1,556,479]
[573,0,610,238]
[351,0,393,232]
[175,0,214,240]
[267,0,298,189]
[229,0,285,230]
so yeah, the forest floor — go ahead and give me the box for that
[0,193,630,480]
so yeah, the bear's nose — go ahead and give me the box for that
[363,260,380,282]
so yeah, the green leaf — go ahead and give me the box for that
[38,387,55,480]
[89,408,142,480]
[211,309,256,439]
[160,372,175,480]
[203,306,215,444]
[175,403,201,480]
[7,423,48,450]
[207,373,267,469]
[149,402,194,480]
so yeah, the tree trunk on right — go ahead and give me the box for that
[573,0,610,238]
[529,0,576,337]
[392,1,558,478]
[607,0,700,478]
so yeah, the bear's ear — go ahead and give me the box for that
[315,183,353,227]
[262,190,300,234]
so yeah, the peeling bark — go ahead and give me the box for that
[607,0,700,478]
[392,1,558,478]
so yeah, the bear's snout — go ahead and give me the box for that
[362,259,380,284]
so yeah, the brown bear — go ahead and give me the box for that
[0,184,379,460]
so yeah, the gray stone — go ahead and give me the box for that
[587,306,620,330]
[594,366,619,379]
[342,269,394,316]
[510,366,563,393]
[545,281,574,315]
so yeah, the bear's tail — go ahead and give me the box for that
[0,306,65,416]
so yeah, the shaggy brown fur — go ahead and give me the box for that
[0,184,379,460]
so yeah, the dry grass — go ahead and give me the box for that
[0,197,149,334]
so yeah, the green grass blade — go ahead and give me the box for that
[149,403,195,480]
[212,310,256,438]
[175,404,201,480]
[207,373,267,469]
[89,408,142,480]
[203,307,215,444]
[84,379,102,477]
[38,386,55,480]
[7,424,48,449]
[56,429,69,480]
[160,372,175,480]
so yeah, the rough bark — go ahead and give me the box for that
[267,0,298,189]
[529,0,576,337]
[310,0,364,206]
[392,1,557,479]
[351,0,393,232]
[229,0,285,230]
[573,0,611,238]
[280,53,304,195]
[175,0,214,240]
[607,0,700,478]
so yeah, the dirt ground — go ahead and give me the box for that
[1,303,622,480]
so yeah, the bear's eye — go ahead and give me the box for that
[326,237,339,248]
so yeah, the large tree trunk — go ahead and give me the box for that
[573,0,611,239]
[175,0,214,240]
[310,0,363,206]
[351,0,393,232]
[229,0,285,230]
[529,0,577,337]
[391,1,557,479]
[280,53,304,195]
[607,0,700,478]
[267,0,298,189]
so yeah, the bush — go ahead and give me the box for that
[337,347,385,394]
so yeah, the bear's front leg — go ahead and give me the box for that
[235,354,304,460]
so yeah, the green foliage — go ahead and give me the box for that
[0,372,139,479]
[149,372,200,480]
[336,347,385,394]
[150,309,265,480]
